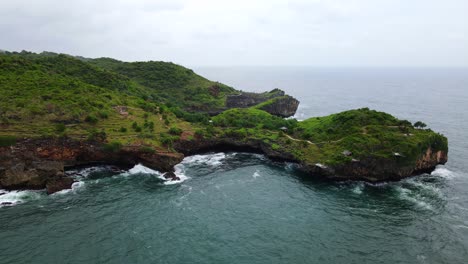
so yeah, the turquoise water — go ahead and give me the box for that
[1,68,468,263]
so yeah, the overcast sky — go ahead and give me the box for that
[1,0,467,67]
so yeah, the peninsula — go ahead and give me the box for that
[0,51,448,194]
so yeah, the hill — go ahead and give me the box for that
[0,50,448,193]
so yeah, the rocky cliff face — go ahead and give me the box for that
[226,89,299,117]
[258,96,300,118]
[174,137,447,183]
[297,148,448,182]
[0,138,183,194]
[0,136,448,194]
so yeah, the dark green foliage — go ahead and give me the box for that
[98,111,109,119]
[84,114,98,124]
[194,129,205,138]
[140,146,155,153]
[54,123,66,133]
[103,141,122,153]
[159,132,178,147]
[170,107,209,123]
[169,127,183,135]
[119,127,127,133]
[87,129,107,142]
[414,121,427,129]
[131,121,142,132]
[212,108,297,130]
[0,135,17,147]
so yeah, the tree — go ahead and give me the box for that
[414,121,427,129]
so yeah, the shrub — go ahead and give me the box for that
[159,132,178,147]
[85,114,98,124]
[55,123,66,133]
[194,129,205,138]
[87,129,107,141]
[271,143,280,150]
[0,135,17,147]
[119,127,127,133]
[169,127,183,135]
[98,111,109,119]
[104,141,122,153]
[414,121,427,129]
[132,121,142,132]
[140,146,155,153]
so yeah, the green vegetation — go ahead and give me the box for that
[0,135,17,147]
[292,108,447,165]
[0,51,448,171]
[414,121,427,129]
[88,57,237,112]
[212,108,297,130]
[103,141,123,153]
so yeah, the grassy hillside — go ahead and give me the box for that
[89,57,236,111]
[0,51,447,170]
[204,107,447,166]
[0,52,198,149]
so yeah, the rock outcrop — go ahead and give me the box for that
[298,148,448,182]
[174,136,448,183]
[258,96,300,118]
[226,89,299,117]
[0,138,183,193]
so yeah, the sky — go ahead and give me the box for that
[1,0,467,67]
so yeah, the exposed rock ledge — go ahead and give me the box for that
[0,137,447,194]
[173,137,448,183]
[0,138,183,194]
[226,89,299,117]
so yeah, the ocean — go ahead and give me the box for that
[1,67,467,264]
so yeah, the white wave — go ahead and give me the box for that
[253,170,261,178]
[181,153,226,166]
[404,178,443,198]
[431,166,456,179]
[128,164,162,175]
[127,163,189,185]
[0,189,43,207]
[395,186,433,210]
[67,166,123,180]
[51,181,85,195]
[164,165,189,185]
[352,183,364,194]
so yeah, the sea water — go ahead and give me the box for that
[1,67,467,264]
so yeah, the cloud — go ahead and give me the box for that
[0,0,467,66]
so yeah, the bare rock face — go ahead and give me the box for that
[0,160,65,190]
[174,136,448,183]
[46,177,75,194]
[259,96,300,118]
[226,89,299,117]
[0,138,184,193]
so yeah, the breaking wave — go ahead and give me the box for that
[0,189,44,207]
[431,166,456,179]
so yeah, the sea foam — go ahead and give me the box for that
[431,166,456,179]
[0,189,43,207]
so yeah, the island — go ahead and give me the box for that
[0,51,448,194]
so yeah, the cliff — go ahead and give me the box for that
[226,89,299,117]
[0,138,183,193]
[0,51,449,195]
